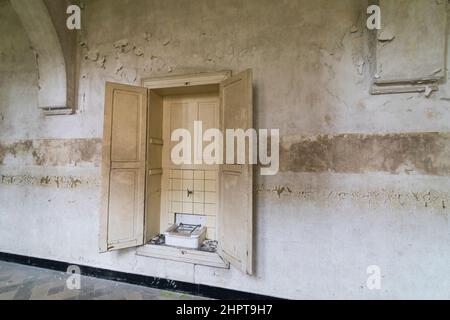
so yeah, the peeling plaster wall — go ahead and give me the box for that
[0,0,449,299]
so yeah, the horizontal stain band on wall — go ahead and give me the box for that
[256,184,449,211]
[1,133,449,176]
[280,132,450,176]
[1,174,100,189]
[0,138,102,167]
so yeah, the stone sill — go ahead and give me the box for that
[136,244,229,269]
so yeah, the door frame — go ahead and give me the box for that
[141,70,232,268]
[141,71,231,89]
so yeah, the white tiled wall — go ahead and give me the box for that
[168,169,218,240]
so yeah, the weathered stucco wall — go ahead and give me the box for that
[0,0,449,299]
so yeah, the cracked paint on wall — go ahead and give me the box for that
[0,174,99,189]
[256,184,449,211]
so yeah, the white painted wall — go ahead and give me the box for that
[0,0,449,299]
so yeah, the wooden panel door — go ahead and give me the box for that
[218,70,254,275]
[100,82,147,252]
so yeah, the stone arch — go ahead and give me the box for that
[10,0,76,115]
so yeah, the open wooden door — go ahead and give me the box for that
[144,90,163,243]
[100,82,148,252]
[218,70,254,275]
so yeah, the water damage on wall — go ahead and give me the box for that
[0,138,102,167]
[0,138,102,188]
[280,132,450,176]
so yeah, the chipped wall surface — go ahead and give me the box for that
[0,0,450,299]
[376,0,447,82]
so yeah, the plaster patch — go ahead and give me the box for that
[378,29,395,42]
[133,46,144,56]
[113,39,129,48]
[85,50,99,62]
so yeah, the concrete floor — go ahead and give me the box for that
[0,261,207,300]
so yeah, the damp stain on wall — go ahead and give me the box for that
[1,133,450,176]
[280,132,450,176]
[0,140,33,165]
[0,138,102,167]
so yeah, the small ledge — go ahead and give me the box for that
[41,107,74,116]
[136,244,230,269]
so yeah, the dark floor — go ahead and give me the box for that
[0,261,207,300]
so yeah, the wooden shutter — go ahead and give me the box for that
[100,82,147,252]
[218,70,254,275]
[145,90,163,243]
